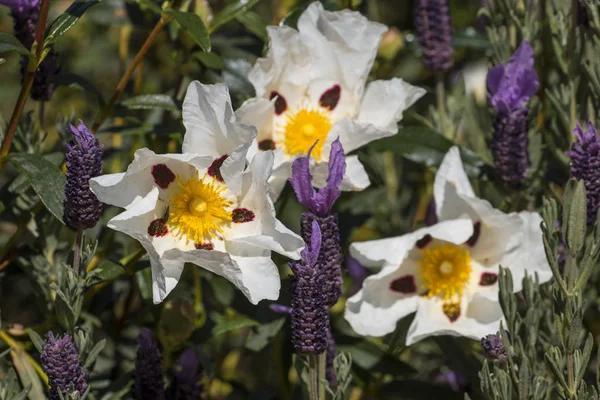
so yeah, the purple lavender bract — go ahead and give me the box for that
[134,328,166,400]
[64,120,103,230]
[481,331,507,362]
[41,332,88,400]
[566,121,600,224]
[414,0,454,71]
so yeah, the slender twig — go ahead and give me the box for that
[0,0,51,160]
[91,15,171,133]
[72,229,83,277]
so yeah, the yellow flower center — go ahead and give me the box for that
[417,243,472,301]
[282,108,332,161]
[168,174,233,243]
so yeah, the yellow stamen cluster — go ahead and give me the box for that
[417,243,472,301]
[281,108,332,161]
[168,173,232,243]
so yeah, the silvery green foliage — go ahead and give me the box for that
[0,368,29,400]
[480,179,600,399]
[326,353,352,400]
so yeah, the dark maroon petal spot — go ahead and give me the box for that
[148,218,168,237]
[258,139,276,151]
[270,91,287,115]
[151,164,176,189]
[442,302,461,322]
[466,221,482,247]
[479,272,498,286]
[416,234,432,249]
[232,208,255,223]
[195,242,214,250]
[389,275,416,294]
[319,84,341,110]
[208,154,228,182]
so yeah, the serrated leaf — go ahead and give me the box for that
[121,94,178,111]
[9,153,66,223]
[11,349,45,400]
[86,260,125,287]
[46,0,100,43]
[0,33,30,55]
[212,317,258,336]
[209,0,262,33]
[245,318,285,352]
[84,339,106,369]
[168,10,211,51]
[27,330,45,354]
[236,11,267,41]
[193,51,224,70]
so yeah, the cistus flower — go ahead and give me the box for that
[481,331,508,362]
[290,138,346,307]
[566,121,600,224]
[90,82,304,304]
[64,120,103,230]
[344,147,552,344]
[487,41,539,188]
[41,332,88,400]
[168,348,203,400]
[134,328,165,400]
[414,0,454,71]
[0,0,59,101]
[291,221,329,355]
[236,2,425,200]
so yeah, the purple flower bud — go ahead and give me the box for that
[64,120,103,230]
[491,107,530,188]
[487,41,538,114]
[289,138,346,218]
[41,332,88,400]
[481,331,508,362]
[269,304,293,314]
[290,221,329,355]
[168,348,203,400]
[566,121,600,224]
[134,328,166,400]
[414,0,454,71]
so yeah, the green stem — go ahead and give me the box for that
[73,229,83,277]
[435,72,449,139]
[318,352,326,399]
[307,355,319,400]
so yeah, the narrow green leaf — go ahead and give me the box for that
[236,11,267,41]
[245,318,285,352]
[167,10,211,51]
[121,94,178,111]
[51,73,106,107]
[0,33,30,55]
[135,268,153,300]
[564,179,587,255]
[86,260,126,287]
[84,339,107,369]
[27,330,45,354]
[518,358,531,400]
[46,0,100,43]
[11,349,45,400]
[193,51,225,70]
[9,153,66,223]
[209,0,262,33]
[212,317,258,336]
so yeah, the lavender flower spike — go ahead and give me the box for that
[41,332,88,400]
[487,40,539,114]
[134,328,166,400]
[64,120,103,230]
[290,221,329,355]
[566,121,600,224]
[289,138,346,218]
[168,348,204,400]
[414,0,454,71]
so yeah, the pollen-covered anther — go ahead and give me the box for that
[319,84,341,110]
[195,242,214,250]
[479,272,498,286]
[258,139,276,151]
[270,91,287,115]
[389,275,416,294]
[151,163,176,189]
[232,208,255,223]
[148,218,169,237]
[208,155,228,182]
[442,302,461,322]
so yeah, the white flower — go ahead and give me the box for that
[344,147,552,345]
[235,1,426,200]
[90,83,304,305]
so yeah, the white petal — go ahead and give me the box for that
[297,2,387,94]
[350,218,475,268]
[235,97,275,142]
[358,78,426,132]
[434,146,475,217]
[267,157,292,201]
[405,295,504,345]
[310,155,370,192]
[182,81,257,158]
[327,118,396,155]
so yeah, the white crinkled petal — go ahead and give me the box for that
[434,146,476,214]
[297,2,387,95]
[235,97,275,143]
[327,118,397,155]
[406,295,504,345]
[267,157,292,202]
[310,155,370,192]
[358,78,426,132]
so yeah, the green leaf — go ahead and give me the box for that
[46,0,100,43]
[245,318,285,352]
[135,268,153,301]
[9,153,66,223]
[84,339,107,369]
[0,33,30,56]
[236,11,267,42]
[53,287,76,332]
[212,317,259,336]
[167,10,211,51]
[564,179,587,256]
[86,260,126,287]
[52,73,106,107]
[27,330,45,354]
[121,94,178,111]
[11,349,44,400]
[193,51,225,70]
[209,0,262,33]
